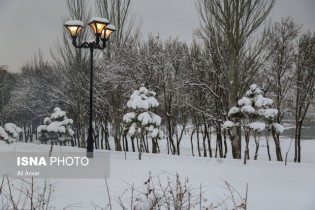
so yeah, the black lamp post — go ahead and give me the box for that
[64,18,116,158]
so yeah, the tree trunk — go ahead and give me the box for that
[113,119,122,151]
[271,130,283,161]
[231,126,241,159]
[216,126,223,158]
[223,129,228,158]
[294,120,299,162]
[76,128,80,147]
[152,138,157,153]
[254,143,259,160]
[122,134,126,151]
[136,137,140,152]
[206,124,212,158]
[266,133,271,161]
[253,133,259,160]
[100,127,104,150]
[80,126,86,148]
[166,115,176,155]
[244,127,250,160]
[125,134,129,152]
[190,128,196,156]
[196,125,201,157]
[138,136,144,160]
[131,137,136,152]
[143,135,148,153]
[202,130,207,157]
[297,121,302,163]
[104,121,110,150]
[24,124,28,143]
[49,142,54,157]
[176,138,181,155]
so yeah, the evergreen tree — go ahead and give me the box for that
[123,85,163,160]
[224,84,284,163]
[0,123,22,144]
[37,107,74,155]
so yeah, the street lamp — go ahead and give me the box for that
[64,17,116,158]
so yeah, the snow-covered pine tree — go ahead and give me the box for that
[123,85,163,160]
[0,123,22,144]
[224,84,284,163]
[37,107,74,155]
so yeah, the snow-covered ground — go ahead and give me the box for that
[1,137,315,209]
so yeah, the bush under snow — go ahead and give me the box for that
[123,86,164,140]
[0,123,22,144]
[37,107,74,143]
[249,122,266,132]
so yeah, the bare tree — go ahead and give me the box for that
[294,32,315,162]
[196,0,275,159]
[266,17,300,161]
[95,0,140,47]
[0,71,18,125]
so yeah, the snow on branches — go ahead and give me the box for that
[225,84,285,162]
[223,120,236,129]
[224,84,284,134]
[127,86,159,110]
[37,107,74,143]
[249,122,266,132]
[123,86,163,140]
[0,123,22,144]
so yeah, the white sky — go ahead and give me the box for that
[0,0,314,72]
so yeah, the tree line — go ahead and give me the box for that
[0,0,314,162]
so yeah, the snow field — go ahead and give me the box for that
[1,136,315,209]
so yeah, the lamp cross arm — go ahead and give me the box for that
[71,37,90,49]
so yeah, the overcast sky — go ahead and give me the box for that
[0,0,315,72]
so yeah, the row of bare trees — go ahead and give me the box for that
[1,0,314,161]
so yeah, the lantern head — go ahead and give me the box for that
[64,20,84,38]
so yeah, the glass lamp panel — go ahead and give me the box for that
[88,18,109,34]
[105,30,114,39]
[67,26,82,37]
[77,26,82,33]
[89,23,97,34]
[95,22,107,34]
[101,29,114,40]
[101,24,116,39]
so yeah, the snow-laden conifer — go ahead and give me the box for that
[0,123,22,144]
[123,85,163,159]
[37,107,74,155]
[224,84,284,162]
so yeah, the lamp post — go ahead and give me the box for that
[64,18,116,158]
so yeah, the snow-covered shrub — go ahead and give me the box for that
[225,84,284,132]
[0,123,22,144]
[37,107,74,144]
[223,120,236,129]
[249,122,266,132]
[224,84,285,161]
[123,85,164,158]
[227,106,243,119]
